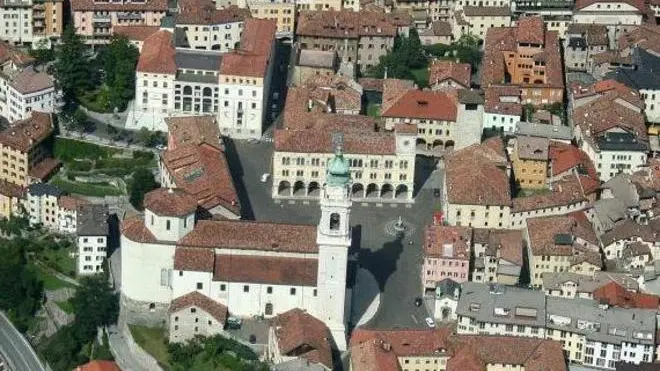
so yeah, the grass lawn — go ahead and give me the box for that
[50,176,124,197]
[517,188,553,197]
[37,244,76,278]
[32,264,75,290]
[79,85,113,113]
[367,103,381,118]
[411,68,429,87]
[129,325,171,368]
[55,300,74,314]
[54,138,119,163]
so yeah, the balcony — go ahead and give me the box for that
[92,13,112,22]
[33,3,45,10]
[33,12,45,19]
[93,28,112,35]
[33,20,44,27]
[116,12,143,20]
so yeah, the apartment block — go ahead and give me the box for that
[510,136,549,190]
[471,228,523,285]
[77,204,109,275]
[422,225,471,290]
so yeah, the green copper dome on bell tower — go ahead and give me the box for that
[326,132,351,187]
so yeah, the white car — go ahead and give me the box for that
[261,173,270,183]
[425,317,436,328]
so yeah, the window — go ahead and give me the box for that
[243,285,249,292]
[330,213,340,230]
[267,286,273,294]
[290,288,296,295]
[197,282,203,290]
[166,220,171,230]
[220,284,226,291]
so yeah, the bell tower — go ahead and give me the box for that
[315,132,352,351]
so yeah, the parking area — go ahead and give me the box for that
[225,139,444,330]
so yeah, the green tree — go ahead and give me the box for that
[54,26,91,113]
[129,168,158,210]
[0,239,43,332]
[70,275,119,342]
[63,108,90,133]
[367,30,427,81]
[102,36,139,111]
[28,38,55,65]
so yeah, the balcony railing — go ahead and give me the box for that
[93,14,112,22]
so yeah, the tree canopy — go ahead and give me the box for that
[100,36,140,111]
[168,335,269,371]
[54,26,91,113]
[367,28,427,81]
[423,34,482,70]
[0,238,42,332]
[129,168,159,210]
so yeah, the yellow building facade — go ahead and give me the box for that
[512,136,549,190]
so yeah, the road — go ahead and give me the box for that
[226,139,442,330]
[0,312,47,371]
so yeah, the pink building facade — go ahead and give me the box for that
[71,0,168,44]
[422,225,471,290]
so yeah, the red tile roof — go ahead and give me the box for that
[144,188,198,217]
[424,225,471,259]
[173,247,215,272]
[350,328,452,356]
[526,214,600,256]
[213,255,318,286]
[350,340,401,371]
[512,173,589,213]
[428,60,471,88]
[296,10,398,39]
[76,361,121,371]
[381,78,415,114]
[515,16,545,44]
[549,142,597,178]
[169,291,228,323]
[572,91,647,139]
[220,19,276,77]
[28,157,61,181]
[483,86,522,116]
[121,216,158,243]
[592,281,660,310]
[272,309,333,370]
[58,195,89,211]
[575,0,646,10]
[382,89,458,121]
[136,30,176,74]
[176,3,250,25]
[178,220,318,253]
[0,112,53,153]
[445,137,511,206]
[0,180,23,198]
[113,26,159,41]
[162,143,240,215]
[274,128,396,155]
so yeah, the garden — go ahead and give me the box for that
[50,137,156,197]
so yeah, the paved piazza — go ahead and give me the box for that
[226,139,443,330]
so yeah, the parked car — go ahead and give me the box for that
[433,188,441,197]
[425,317,436,328]
[226,316,242,330]
[414,297,422,307]
[261,173,270,183]
[155,144,167,151]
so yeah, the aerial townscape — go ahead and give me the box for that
[2,0,660,370]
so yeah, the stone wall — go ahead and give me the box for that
[121,294,169,328]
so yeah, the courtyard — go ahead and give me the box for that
[226,139,444,330]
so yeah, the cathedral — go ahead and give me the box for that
[120,145,353,350]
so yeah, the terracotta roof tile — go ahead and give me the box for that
[526,214,600,256]
[566,23,609,45]
[121,216,158,243]
[0,112,53,152]
[275,128,396,155]
[618,24,660,55]
[350,339,400,371]
[114,26,160,41]
[593,281,660,310]
[76,361,121,371]
[573,91,647,139]
[0,179,23,198]
[447,347,485,371]
[162,143,240,214]
[381,78,415,114]
[296,10,399,39]
[350,328,452,356]
[575,0,646,11]
[358,77,384,92]
[169,291,228,323]
[272,309,333,370]
[70,0,167,11]
[382,89,458,120]
[515,136,548,160]
[483,86,522,115]
[58,195,89,211]
[213,255,318,286]
[424,225,471,259]
[28,157,61,181]
[445,138,511,206]
[8,66,55,95]
[512,173,588,213]
[600,219,659,246]
[144,188,198,216]
[301,74,363,113]
[515,16,545,44]
[176,3,250,25]
[429,60,471,88]
[549,142,597,178]
[220,18,276,77]
[474,228,524,265]
[173,247,215,272]
[431,21,452,36]
[136,30,176,74]
[179,220,318,253]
